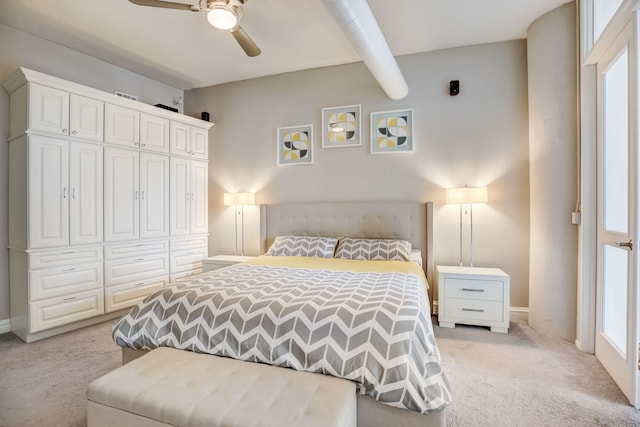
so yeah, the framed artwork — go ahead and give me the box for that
[370,109,414,154]
[322,104,361,148]
[277,124,314,166]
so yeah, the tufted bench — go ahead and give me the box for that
[87,347,357,427]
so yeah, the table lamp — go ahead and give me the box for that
[446,186,488,267]
[223,192,256,256]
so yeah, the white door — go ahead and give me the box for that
[28,135,69,248]
[104,104,140,147]
[140,152,169,239]
[170,121,190,157]
[104,147,139,241]
[69,141,103,245]
[69,94,104,142]
[190,160,208,235]
[190,127,208,159]
[140,113,170,153]
[595,22,639,407]
[29,83,69,136]
[170,157,190,236]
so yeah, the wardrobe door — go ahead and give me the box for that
[104,147,139,241]
[29,83,69,136]
[190,160,208,235]
[170,121,190,157]
[190,126,208,159]
[140,152,169,239]
[140,113,170,153]
[104,103,140,147]
[169,157,190,236]
[69,141,103,245]
[69,94,104,142]
[29,135,69,248]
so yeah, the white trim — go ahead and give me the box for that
[585,0,640,65]
[577,0,598,354]
[509,307,529,323]
[0,319,11,334]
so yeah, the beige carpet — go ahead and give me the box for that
[0,319,638,427]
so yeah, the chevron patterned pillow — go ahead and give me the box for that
[265,235,338,258]
[335,237,412,261]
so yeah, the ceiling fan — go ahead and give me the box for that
[128,0,261,57]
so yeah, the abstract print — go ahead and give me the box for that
[371,109,414,153]
[322,105,361,147]
[277,124,313,165]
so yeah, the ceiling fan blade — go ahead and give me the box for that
[128,0,198,11]
[230,26,261,57]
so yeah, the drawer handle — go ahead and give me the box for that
[62,268,76,272]
[61,251,76,254]
[63,296,77,301]
[462,308,485,313]
[133,282,146,287]
[135,258,145,261]
[461,288,485,292]
[135,244,146,247]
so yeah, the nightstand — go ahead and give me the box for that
[202,255,255,272]
[436,265,510,333]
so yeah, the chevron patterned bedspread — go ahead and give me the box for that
[112,257,452,414]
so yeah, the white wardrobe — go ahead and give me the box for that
[3,67,213,342]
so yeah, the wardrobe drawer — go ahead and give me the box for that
[29,289,104,333]
[443,278,504,301]
[104,275,169,313]
[105,253,169,286]
[105,240,169,259]
[29,262,103,301]
[170,248,208,274]
[29,247,102,269]
[170,236,208,251]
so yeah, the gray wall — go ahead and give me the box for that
[185,40,532,309]
[0,24,184,323]
[527,3,578,341]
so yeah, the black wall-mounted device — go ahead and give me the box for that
[201,112,210,122]
[449,80,460,96]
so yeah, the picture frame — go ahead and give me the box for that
[277,124,314,166]
[370,108,414,154]
[321,104,361,148]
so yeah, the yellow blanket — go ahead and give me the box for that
[246,255,429,290]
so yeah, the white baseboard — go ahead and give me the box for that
[510,306,529,322]
[0,318,11,334]
[432,302,529,323]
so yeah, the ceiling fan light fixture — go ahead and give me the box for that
[207,4,239,29]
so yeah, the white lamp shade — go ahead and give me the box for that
[446,186,488,204]
[224,192,256,206]
[207,7,237,29]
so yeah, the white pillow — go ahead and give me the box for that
[265,236,338,258]
[334,238,412,261]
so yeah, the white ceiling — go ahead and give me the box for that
[0,0,572,90]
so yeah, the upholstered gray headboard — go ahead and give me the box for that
[259,201,434,288]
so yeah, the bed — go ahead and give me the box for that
[112,201,450,426]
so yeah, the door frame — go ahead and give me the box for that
[579,0,640,407]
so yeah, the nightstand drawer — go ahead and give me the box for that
[444,278,504,301]
[443,299,504,322]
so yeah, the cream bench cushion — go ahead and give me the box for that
[87,347,357,427]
